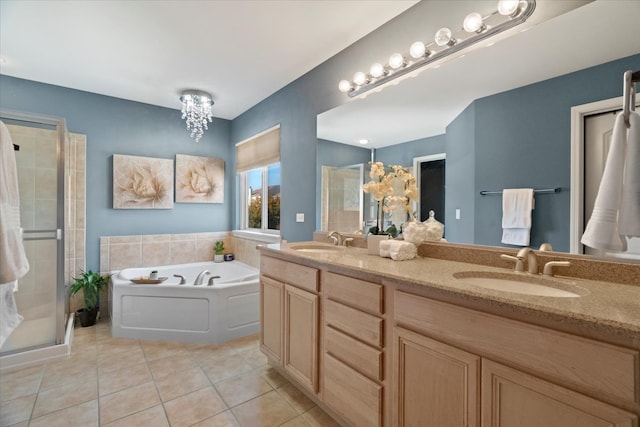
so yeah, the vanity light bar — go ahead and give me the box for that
[339,0,536,98]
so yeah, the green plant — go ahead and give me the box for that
[69,270,107,311]
[214,240,225,255]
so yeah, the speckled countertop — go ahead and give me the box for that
[259,242,640,349]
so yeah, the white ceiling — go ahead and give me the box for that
[0,0,418,119]
[318,0,640,148]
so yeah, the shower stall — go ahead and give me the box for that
[0,109,84,370]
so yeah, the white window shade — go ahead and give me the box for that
[236,125,280,173]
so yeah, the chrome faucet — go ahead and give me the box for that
[173,274,186,285]
[207,275,221,286]
[194,270,210,286]
[328,231,343,246]
[516,247,539,274]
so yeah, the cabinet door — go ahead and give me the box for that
[284,284,319,393]
[482,360,637,427]
[260,276,284,363]
[394,327,480,427]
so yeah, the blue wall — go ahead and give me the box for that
[0,76,232,271]
[376,134,445,167]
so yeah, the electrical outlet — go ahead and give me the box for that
[456,209,461,220]
[296,213,304,223]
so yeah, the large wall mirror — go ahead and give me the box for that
[317,0,639,261]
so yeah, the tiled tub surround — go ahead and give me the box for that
[0,320,339,427]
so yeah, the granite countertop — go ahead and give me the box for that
[259,242,640,349]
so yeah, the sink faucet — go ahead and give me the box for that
[194,270,210,286]
[516,247,539,274]
[328,231,343,246]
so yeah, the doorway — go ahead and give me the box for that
[413,154,446,224]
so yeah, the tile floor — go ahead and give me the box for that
[0,320,340,427]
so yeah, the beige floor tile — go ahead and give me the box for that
[96,337,141,357]
[243,348,268,368]
[254,365,288,389]
[98,347,146,374]
[280,416,313,427]
[164,386,227,427]
[140,341,188,362]
[39,357,97,390]
[231,390,298,427]
[302,406,342,427]
[201,356,253,383]
[189,344,239,366]
[147,353,196,379]
[99,361,153,396]
[0,365,43,402]
[190,410,241,427]
[229,334,260,355]
[215,370,273,407]
[0,394,36,426]
[102,404,169,427]
[32,375,97,418]
[72,324,96,337]
[276,383,315,414]
[99,381,160,425]
[72,333,97,348]
[155,366,210,402]
[29,399,98,427]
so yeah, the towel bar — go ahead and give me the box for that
[479,187,561,196]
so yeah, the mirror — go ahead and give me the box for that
[317,1,640,258]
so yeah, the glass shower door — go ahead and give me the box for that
[1,117,65,354]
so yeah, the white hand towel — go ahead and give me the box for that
[619,111,640,238]
[0,281,23,348]
[0,121,30,284]
[379,240,417,261]
[582,113,628,251]
[501,188,534,246]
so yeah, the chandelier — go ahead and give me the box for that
[180,90,214,142]
[339,0,536,98]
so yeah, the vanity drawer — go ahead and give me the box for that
[260,256,319,292]
[325,325,383,382]
[324,272,383,315]
[323,353,382,427]
[394,291,640,408]
[325,299,383,348]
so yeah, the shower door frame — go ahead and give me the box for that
[1,109,67,347]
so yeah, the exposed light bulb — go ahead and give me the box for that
[409,41,427,59]
[353,71,368,86]
[463,12,485,33]
[498,0,520,16]
[389,53,405,69]
[338,80,352,93]
[434,27,455,46]
[370,63,386,78]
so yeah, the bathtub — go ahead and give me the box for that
[110,261,259,344]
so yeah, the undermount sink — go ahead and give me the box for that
[288,243,345,253]
[453,271,587,298]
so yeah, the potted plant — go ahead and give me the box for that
[69,270,107,327]
[214,240,225,263]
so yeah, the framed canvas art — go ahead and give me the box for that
[113,154,174,209]
[175,154,224,203]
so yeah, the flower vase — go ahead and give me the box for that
[367,234,389,256]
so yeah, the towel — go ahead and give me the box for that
[0,121,30,284]
[0,281,23,348]
[501,188,534,246]
[619,111,640,238]
[379,240,417,261]
[582,113,628,251]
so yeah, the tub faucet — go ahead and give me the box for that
[207,275,221,286]
[173,274,186,285]
[194,270,210,286]
[516,247,539,274]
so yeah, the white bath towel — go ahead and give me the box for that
[619,111,640,238]
[0,281,23,348]
[582,113,628,251]
[0,121,30,284]
[379,240,417,261]
[501,188,534,246]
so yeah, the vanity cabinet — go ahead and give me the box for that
[393,290,639,427]
[260,256,320,394]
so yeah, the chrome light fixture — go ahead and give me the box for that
[338,0,536,98]
[180,90,214,142]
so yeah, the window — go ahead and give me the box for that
[237,126,280,232]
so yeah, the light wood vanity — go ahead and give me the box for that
[259,242,640,427]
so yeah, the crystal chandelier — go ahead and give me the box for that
[180,90,214,142]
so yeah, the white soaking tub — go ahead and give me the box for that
[110,261,259,344]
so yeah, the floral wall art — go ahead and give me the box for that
[113,154,174,209]
[175,154,224,203]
